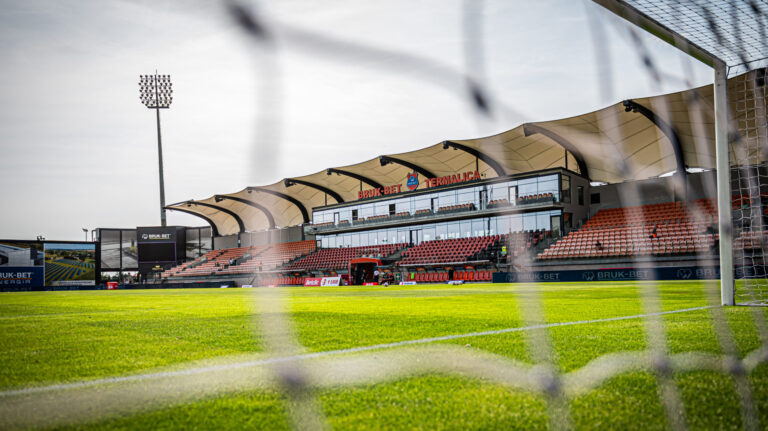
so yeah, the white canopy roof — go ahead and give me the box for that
[168,70,766,236]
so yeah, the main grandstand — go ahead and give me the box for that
[143,69,766,288]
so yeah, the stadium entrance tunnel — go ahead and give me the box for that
[349,257,381,285]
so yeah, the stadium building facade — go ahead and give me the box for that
[91,69,766,288]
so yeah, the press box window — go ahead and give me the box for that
[560,175,571,203]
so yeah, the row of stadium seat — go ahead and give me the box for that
[261,276,305,285]
[284,243,406,270]
[517,193,555,205]
[398,236,499,265]
[437,203,475,213]
[407,270,493,282]
[538,200,719,260]
[217,240,316,275]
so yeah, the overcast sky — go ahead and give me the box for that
[0,0,714,241]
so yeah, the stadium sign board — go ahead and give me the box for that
[0,241,44,287]
[303,276,342,287]
[424,170,480,188]
[493,266,724,283]
[357,170,481,200]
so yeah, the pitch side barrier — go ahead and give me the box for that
[493,266,768,283]
[0,280,237,292]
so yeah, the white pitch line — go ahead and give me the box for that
[0,305,714,398]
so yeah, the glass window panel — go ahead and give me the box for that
[447,222,460,239]
[120,229,138,268]
[186,228,200,260]
[497,216,510,234]
[471,219,484,237]
[510,215,523,232]
[491,184,507,201]
[378,230,387,244]
[338,209,352,222]
[537,175,558,196]
[412,197,430,211]
[460,220,472,238]
[438,191,456,207]
[374,202,389,216]
[561,175,571,203]
[436,223,448,239]
[395,198,410,215]
[99,230,121,269]
[518,178,537,198]
[523,214,537,231]
[360,204,374,219]
[387,229,397,245]
[423,227,436,242]
[397,229,409,244]
[457,190,474,206]
[537,212,550,230]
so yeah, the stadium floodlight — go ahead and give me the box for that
[138,71,173,227]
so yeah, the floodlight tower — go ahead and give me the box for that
[139,71,173,227]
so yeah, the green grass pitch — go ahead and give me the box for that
[1,281,767,430]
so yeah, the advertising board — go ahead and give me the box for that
[303,277,342,287]
[0,241,44,287]
[44,242,96,286]
[492,266,723,283]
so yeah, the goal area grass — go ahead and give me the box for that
[1,281,767,430]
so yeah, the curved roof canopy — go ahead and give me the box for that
[169,70,766,236]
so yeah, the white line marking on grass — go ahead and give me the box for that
[0,305,714,398]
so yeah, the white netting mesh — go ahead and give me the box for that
[4,1,768,430]
[732,68,768,305]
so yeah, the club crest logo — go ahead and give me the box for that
[406,172,419,191]
[582,271,595,281]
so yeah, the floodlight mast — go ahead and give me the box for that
[139,71,173,227]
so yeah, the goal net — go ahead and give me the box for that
[731,68,768,305]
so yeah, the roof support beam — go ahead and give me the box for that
[326,168,384,189]
[215,195,277,229]
[623,99,687,178]
[185,201,246,233]
[283,178,344,203]
[523,124,590,180]
[164,206,220,237]
[247,187,310,224]
[378,155,437,179]
[442,140,506,177]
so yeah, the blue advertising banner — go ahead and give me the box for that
[0,267,45,286]
[493,266,723,283]
[0,241,45,287]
